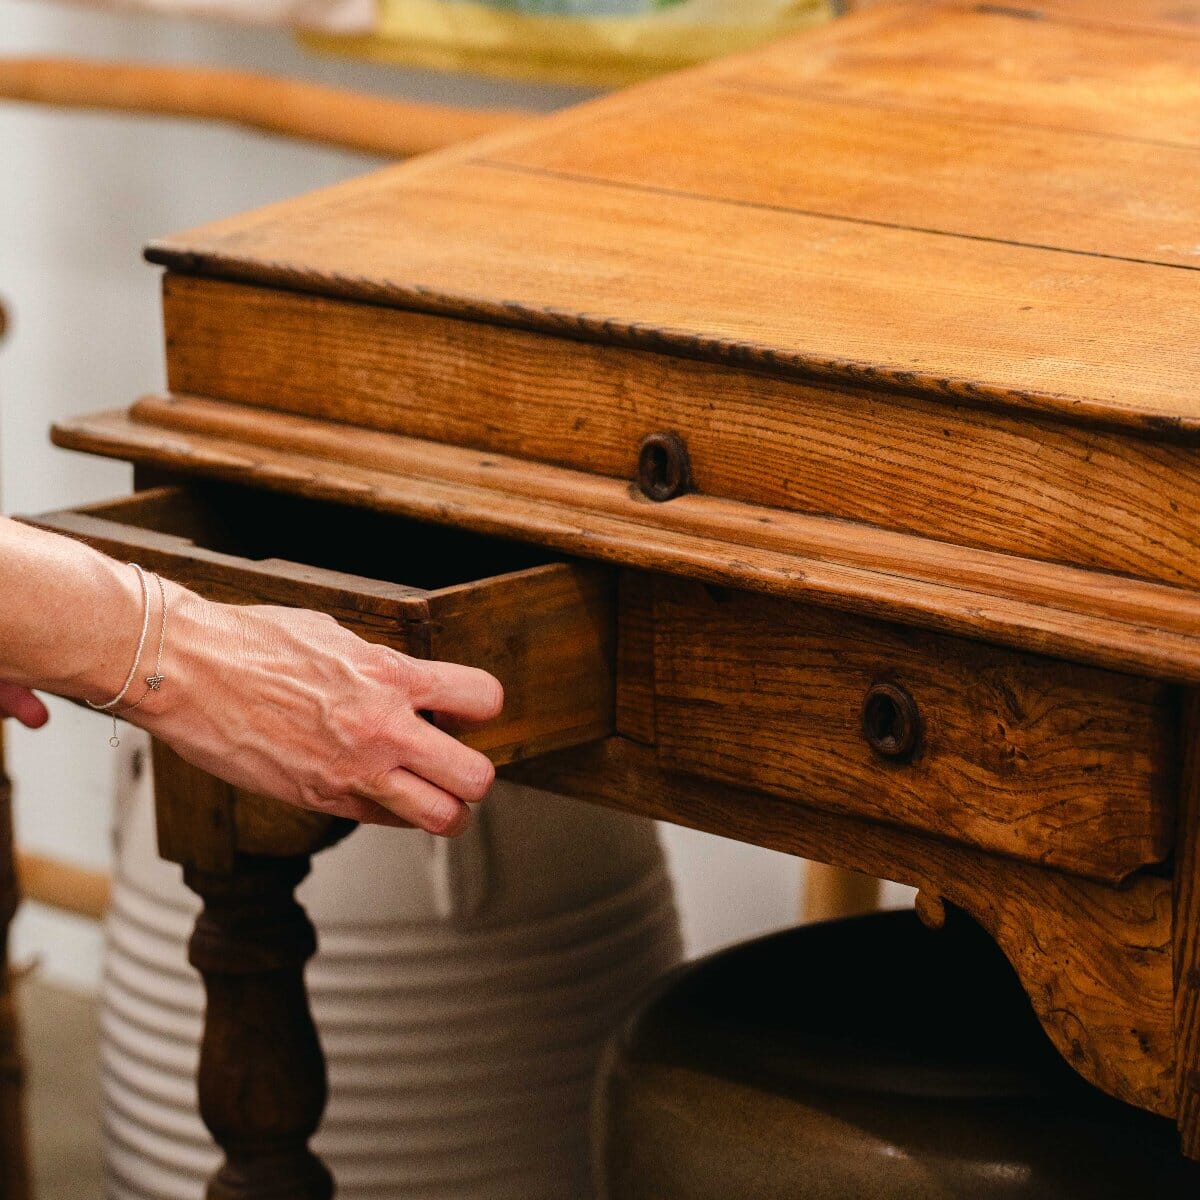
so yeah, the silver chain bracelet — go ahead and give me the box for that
[86,563,168,748]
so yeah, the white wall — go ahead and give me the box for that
[0,0,886,989]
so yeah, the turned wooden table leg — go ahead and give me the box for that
[1175,694,1200,1159]
[152,741,352,1197]
[185,854,333,1200]
[0,731,31,1200]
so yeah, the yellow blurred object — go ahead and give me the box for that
[304,0,838,87]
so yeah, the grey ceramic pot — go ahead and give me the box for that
[594,908,1200,1199]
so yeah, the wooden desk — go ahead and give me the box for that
[24,2,1200,1193]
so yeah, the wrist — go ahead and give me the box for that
[59,554,146,704]
[124,580,224,728]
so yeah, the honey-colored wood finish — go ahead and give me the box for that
[159,274,1200,590]
[1175,694,1200,1157]
[653,578,1174,881]
[50,402,1200,687]
[39,0,1200,1181]
[851,0,1200,31]
[0,57,528,159]
[142,6,1200,440]
[503,736,1176,1118]
[16,851,111,922]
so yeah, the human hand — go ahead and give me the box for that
[133,583,504,836]
[0,683,49,729]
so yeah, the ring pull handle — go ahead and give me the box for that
[637,432,691,502]
[861,682,921,761]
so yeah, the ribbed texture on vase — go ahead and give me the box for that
[101,777,682,1200]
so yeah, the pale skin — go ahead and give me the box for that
[0,515,504,835]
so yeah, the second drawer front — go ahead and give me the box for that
[653,579,1174,881]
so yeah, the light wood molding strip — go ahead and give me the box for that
[16,852,110,923]
[50,395,1200,684]
[0,58,530,159]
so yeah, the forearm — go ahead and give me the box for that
[0,511,503,834]
[0,514,146,702]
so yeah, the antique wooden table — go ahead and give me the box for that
[21,1,1200,1193]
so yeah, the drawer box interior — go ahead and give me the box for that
[24,483,616,766]
[652,578,1176,883]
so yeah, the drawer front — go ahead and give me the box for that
[24,485,615,766]
[652,578,1174,881]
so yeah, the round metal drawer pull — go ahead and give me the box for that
[861,682,921,761]
[637,432,692,502]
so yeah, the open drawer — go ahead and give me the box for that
[22,483,616,765]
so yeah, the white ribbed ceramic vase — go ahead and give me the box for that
[101,753,681,1199]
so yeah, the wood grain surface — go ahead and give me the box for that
[426,562,615,764]
[498,80,1200,268]
[1175,694,1200,1155]
[184,854,333,1199]
[161,274,1200,588]
[652,577,1174,881]
[615,571,657,745]
[850,0,1200,33]
[49,403,1200,686]
[746,4,1200,146]
[144,2,1200,437]
[503,735,1176,1119]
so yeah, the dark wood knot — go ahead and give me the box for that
[637,432,691,502]
[861,682,921,761]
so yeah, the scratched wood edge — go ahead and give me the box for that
[159,274,1200,589]
[48,405,1200,685]
[1175,692,1200,1153]
[136,244,1200,444]
[118,396,1200,629]
[502,736,1176,1118]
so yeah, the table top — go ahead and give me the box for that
[53,0,1200,687]
[148,0,1200,440]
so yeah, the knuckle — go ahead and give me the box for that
[459,755,495,804]
[423,797,468,837]
[296,780,343,814]
[384,720,421,763]
[385,652,431,700]
[483,677,505,717]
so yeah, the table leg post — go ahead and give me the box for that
[0,736,31,1200]
[185,854,333,1200]
[1175,693,1200,1160]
